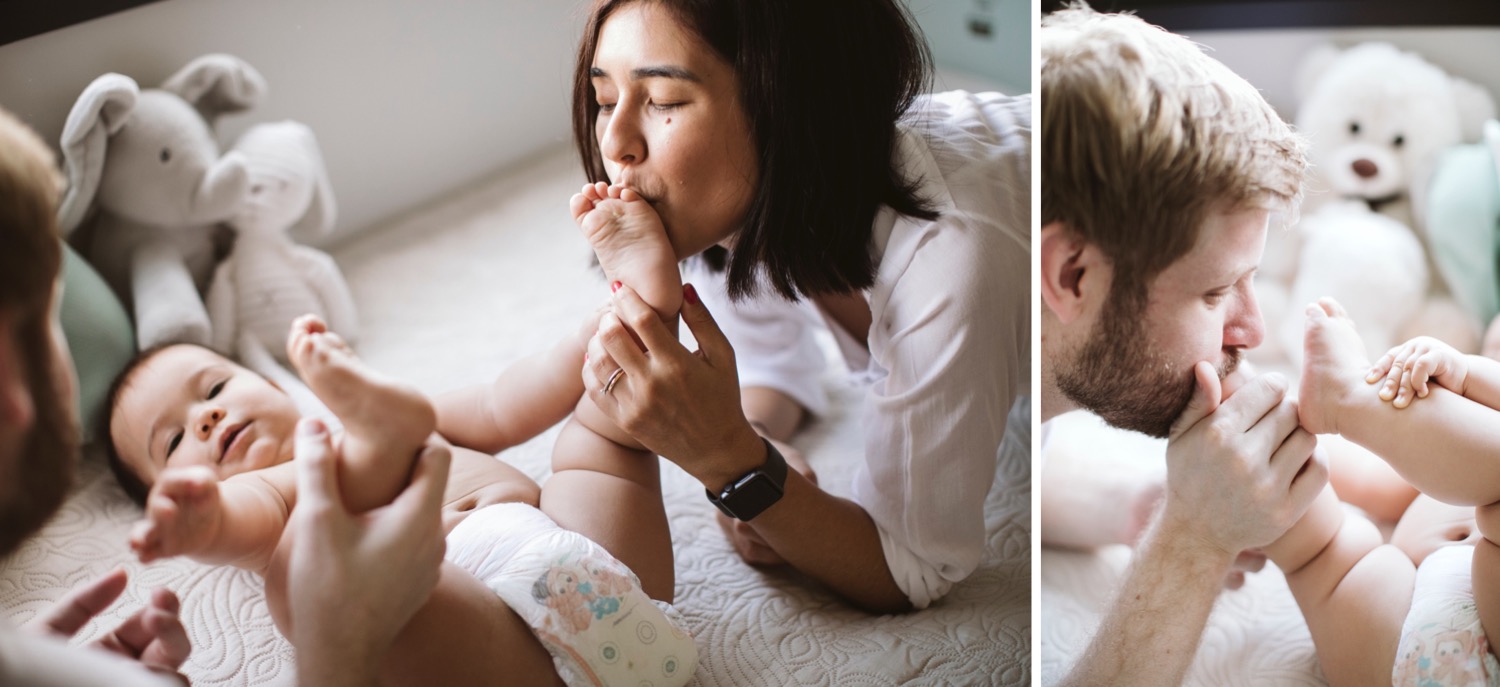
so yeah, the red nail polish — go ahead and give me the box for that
[684,283,699,305]
[611,281,622,293]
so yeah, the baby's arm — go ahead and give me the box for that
[131,466,290,572]
[1263,485,1413,687]
[434,317,589,454]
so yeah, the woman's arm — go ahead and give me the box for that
[585,284,910,611]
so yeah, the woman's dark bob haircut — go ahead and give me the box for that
[571,0,939,301]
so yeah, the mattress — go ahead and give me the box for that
[1038,409,1325,686]
[0,149,1030,686]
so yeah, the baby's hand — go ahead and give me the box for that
[130,466,224,563]
[1366,336,1469,408]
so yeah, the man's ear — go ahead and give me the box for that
[0,312,36,430]
[1040,221,1104,325]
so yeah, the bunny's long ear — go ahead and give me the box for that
[57,73,138,236]
[291,125,336,242]
[160,54,267,123]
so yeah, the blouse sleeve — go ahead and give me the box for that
[853,90,1032,608]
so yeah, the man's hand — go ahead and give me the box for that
[280,419,450,685]
[1160,362,1328,560]
[30,568,191,681]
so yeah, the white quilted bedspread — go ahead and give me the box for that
[1039,410,1324,686]
[0,149,1030,686]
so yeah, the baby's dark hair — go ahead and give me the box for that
[98,343,188,506]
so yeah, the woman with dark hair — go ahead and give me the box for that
[571,0,1030,612]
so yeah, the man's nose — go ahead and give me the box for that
[194,406,225,441]
[1224,291,1265,350]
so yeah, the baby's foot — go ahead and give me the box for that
[130,466,223,563]
[286,314,435,446]
[570,182,683,320]
[1298,298,1371,435]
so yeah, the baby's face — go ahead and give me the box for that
[112,345,300,486]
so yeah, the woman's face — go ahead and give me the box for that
[591,2,758,259]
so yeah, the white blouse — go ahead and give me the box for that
[686,90,1031,607]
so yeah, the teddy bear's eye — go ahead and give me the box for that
[1393,134,1405,148]
[160,148,172,163]
[1349,122,1360,136]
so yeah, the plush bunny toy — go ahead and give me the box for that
[206,120,356,382]
[58,54,266,350]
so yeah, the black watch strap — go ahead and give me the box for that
[705,438,788,522]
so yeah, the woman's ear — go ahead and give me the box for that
[1039,221,1102,325]
[0,312,37,430]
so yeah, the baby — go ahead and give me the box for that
[1265,297,1500,686]
[105,182,696,686]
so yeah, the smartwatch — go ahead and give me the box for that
[706,438,788,522]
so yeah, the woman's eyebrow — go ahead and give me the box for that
[590,65,701,83]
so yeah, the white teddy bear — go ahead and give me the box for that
[1257,42,1496,367]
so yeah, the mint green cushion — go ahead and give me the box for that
[1426,144,1500,326]
[60,242,135,443]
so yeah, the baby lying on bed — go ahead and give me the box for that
[103,315,695,687]
[1265,297,1500,686]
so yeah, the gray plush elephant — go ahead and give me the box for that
[58,54,267,349]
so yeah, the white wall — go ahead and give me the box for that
[907,0,1032,96]
[1182,26,1500,121]
[0,0,583,246]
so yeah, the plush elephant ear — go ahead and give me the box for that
[160,54,267,123]
[1293,44,1341,107]
[290,126,337,242]
[57,73,139,236]
[1451,78,1497,144]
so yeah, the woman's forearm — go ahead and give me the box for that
[744,465,910,613]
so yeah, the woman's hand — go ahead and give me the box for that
[584,283,764,489]
[281,419,451,686]
[30,568,191,682]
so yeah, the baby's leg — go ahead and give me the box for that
[571,182,683,323]
[1302,299,1500,505]
[543,184,684,601]
[287,315,437,514]
[1471,502,1500,661]
[266,556,562,686]
[542,414,674,602]
[1323,436,1418,524]
[1265,485,1413,686]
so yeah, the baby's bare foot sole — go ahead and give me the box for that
[287,317,435,444]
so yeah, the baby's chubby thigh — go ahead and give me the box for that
[264,520,560,687]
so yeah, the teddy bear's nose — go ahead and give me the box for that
[1352,159,1379,179]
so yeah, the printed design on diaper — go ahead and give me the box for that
[1395,605,1496,687]
[531,554,638,634]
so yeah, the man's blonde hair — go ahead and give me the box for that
[1041,4,1307,308]
[0,106,64,318]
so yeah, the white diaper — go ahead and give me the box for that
[445,502,698,687]
[1394,545,1500,687]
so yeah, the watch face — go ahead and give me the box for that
[724,472,785,521]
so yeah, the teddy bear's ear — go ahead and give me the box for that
[160,54,267,123]
[1294,44,1341,107]
[1451,78,1497,144]
[57,73,139,236]
[290,127,337,242]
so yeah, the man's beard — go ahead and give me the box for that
[0,325,75,558]
[1056,298,1241,439]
